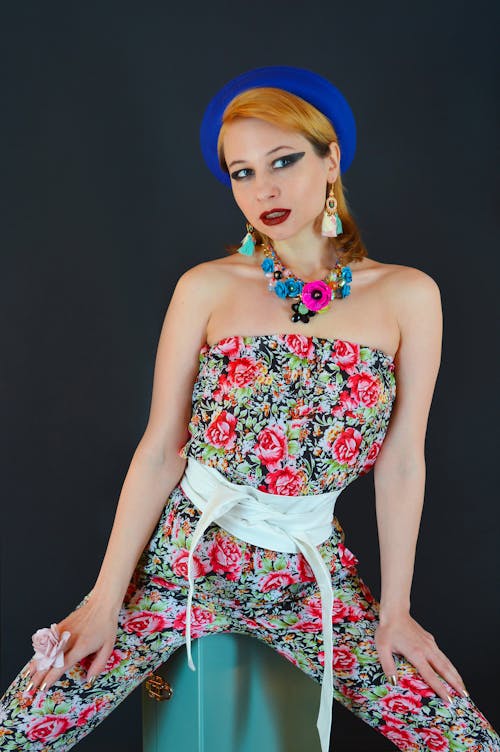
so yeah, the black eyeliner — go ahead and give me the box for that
[230,151,306,180]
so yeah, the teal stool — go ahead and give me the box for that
[143,633,322,752]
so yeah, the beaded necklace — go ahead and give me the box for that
[260,242,352,323]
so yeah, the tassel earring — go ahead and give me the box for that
[237,223,256,256]
[321,184,343,238]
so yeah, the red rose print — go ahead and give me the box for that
[359,440,382,475]
[332,599,351,623]
[297,554,315,582]
[366,440,381,463]
[284,334,315,360]
[208,535,243,581]
[381,710,405,727]
[359,580,376,604]
[78,654,92,673]
[332,427,362,466]
[306,596,322,620]
[347,606,367,622]
[173,605,215,638]
[151,576,180,590]
[76,699,110,727]
[379,724,417,750]
[332,389,356,417]
[122,610,171,637]
[415,727,449,751]
[347,372,381,407]
[338,543,359,572]
[399,675,435,697]
[171,549,210,580]
[333,644,358,674]
[332,340,360,371]
[340,684,366,704]
[26,715,73,742]
[103,649,127,672]
[258,571,297,592]
[227,357,260,388]
[213,374,232,403]
[292,619,321,632]
[214,336,244,358]
[241,616,259,629]
[276,647,299,666]
[205,410,238,449]
[254,425,288,470]
[380,691,422,713]
[264,466,305,495]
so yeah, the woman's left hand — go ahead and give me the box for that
[375,611,469,704]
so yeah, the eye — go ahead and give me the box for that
[229,151,305,181]
[272,151,305,169]
[230,167,254,181]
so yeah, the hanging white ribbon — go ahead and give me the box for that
[179,456,343,752]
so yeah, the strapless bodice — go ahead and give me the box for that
[178,333,396,495]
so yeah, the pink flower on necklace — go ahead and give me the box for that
[32,623,71,672]
[301,280,332,312]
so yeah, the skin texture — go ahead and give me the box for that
[24,117,468,712]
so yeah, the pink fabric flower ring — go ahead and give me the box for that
[31,623,71,672]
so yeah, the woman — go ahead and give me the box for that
[1,65,498,752]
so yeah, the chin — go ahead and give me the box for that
[259,223,298,242]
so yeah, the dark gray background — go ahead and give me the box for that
[1,2,498,750]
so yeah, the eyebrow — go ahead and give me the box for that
[228,145,296,169]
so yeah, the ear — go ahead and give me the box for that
[326,141,341,182]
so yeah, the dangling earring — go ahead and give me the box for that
[237,223,256,256]
[321,184,343,238]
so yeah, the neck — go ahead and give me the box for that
[268,225,339,281]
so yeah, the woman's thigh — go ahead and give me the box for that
[243,521,500,751]
[0,485,234,751]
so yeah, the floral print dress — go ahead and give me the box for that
[0,333,498,751]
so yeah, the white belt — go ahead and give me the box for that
[179,456,343,752]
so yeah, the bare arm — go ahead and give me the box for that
[90,263,217,612]
[374,268,442,618]
[373,268,467,701]
[27,261,220,692]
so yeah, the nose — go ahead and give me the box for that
[254,172,280,202]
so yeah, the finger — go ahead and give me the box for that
[29,640,86,695]
[411,655,454,705]
[86,641,115,680]
[376,640,399,686]
[428,649,469,697]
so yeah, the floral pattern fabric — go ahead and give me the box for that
[0,334,498,751]
[179,334,397,494]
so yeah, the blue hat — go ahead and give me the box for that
[200,65,356,187]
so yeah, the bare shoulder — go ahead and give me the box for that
[180,254,248,289]
[368,260,441,317]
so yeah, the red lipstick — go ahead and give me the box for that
[259,208,291,226]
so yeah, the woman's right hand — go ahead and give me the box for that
[25,596,119,695]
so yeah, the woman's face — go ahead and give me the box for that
[222,117,340,242]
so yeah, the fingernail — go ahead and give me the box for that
[85,675,95,688]
[26,681,34,692]
[462,688,469,698]
[39,682,47,693]
[389,674,397,686]
[446,694,454,708]
[21,667,31,679]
